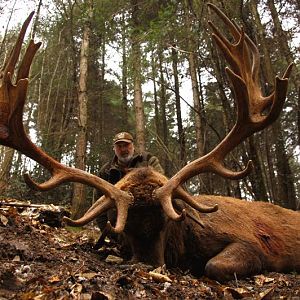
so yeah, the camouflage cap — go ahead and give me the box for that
[113,132,134,144]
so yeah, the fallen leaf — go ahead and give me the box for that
[135,270,150,280]
[0,213,8,226]
[33,293,47,300]
[105,255,123,264]
[76,272,98,280]
[278,274,291,287]
[48,275,60,283]
[223,287,252,299]
[70,283,83,297]
[259,286,276,300]
[134,289,147,298]
[12,255,21,262]
[254,275,275,286]
[149,271,172,283]
[162,282,172,292]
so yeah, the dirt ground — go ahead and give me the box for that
[0,202,299,300]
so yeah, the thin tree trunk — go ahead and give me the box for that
[0,148,14,192]
[131,0,145,152]
[188,49,204,157]
[248,136,268,201]
[273,123,296,210]
[184,1,204,157]
[37,49,46,130]
[99,34,105,146]
[158,48,170,174]
[151,51,160,136]
[31,0,43,40]
[121,12,129,128]
[171,47,186,166]
[298,87,300,145]
[72,5,92,218]
[264,128,276,200]
[0,0,17,54]
[57,59,75,152]
[267,0,294,64]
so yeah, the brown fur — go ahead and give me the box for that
[114,167,300,282]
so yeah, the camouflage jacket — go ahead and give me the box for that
[99,152,164,185]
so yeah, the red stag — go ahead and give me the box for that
[0,5,298,282]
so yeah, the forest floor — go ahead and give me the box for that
[0,200,299,300]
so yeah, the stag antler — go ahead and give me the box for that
[0,12,134,231]
[153,3,293,220]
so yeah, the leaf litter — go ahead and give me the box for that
[0,201,299,299]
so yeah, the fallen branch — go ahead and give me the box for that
[0,201,62,210]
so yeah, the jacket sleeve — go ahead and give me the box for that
[148,155,165,174]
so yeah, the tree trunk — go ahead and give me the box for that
[131,0,145,152]
[121,12,129,128]
[30,0,43,39]
[184,1,204,157]
[158,48,170,174]
[265,0,297,209]
[273,124,296,209]
[171,47,186,166]
[99,35,105,146]
[151,50,160,137]
[0,148,14,192]
[267,0,294,64]
[72,5,92,218]
[267,0,300,146]
[298,86,300,145]
[246,0,297,209]
[247,136,268,201]
[264,128,276,200]
[188,49,204,157]
[0,0,17,54]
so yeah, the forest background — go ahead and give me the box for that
[0,0,299,219]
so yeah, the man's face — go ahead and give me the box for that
[114,141,134,164]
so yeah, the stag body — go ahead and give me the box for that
[1,4,297,284]
[100,167,300,282]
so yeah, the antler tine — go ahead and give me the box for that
[207,4,253,79]
[63,196,114,227]
[154,3,292,215]
[107,198,133,233]
[174,186,219,213]
[3,12,35,81]
[17,40,42,81]
[207,3,240,40]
